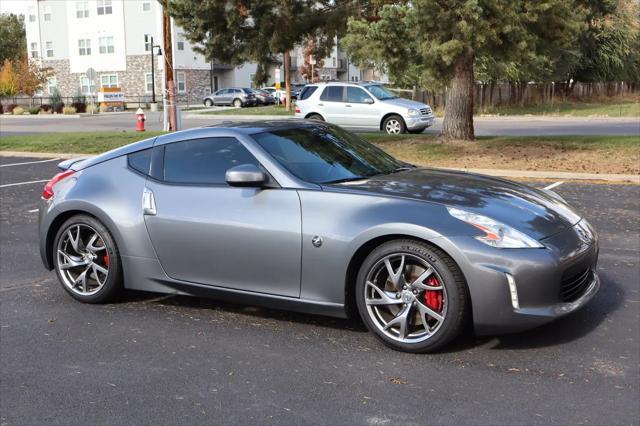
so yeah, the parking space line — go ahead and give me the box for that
[0,158,59,168]
[544,181,564,190]
[0,179,48,188]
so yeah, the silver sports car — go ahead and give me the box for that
[39,121,599,352]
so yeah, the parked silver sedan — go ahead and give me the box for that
[38,121,599,352]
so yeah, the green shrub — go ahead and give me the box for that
[62,105,77,115]
[28,106,40,115]
[49,88,64,113]
[12,106,24,115]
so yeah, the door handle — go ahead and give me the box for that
[345,104,352,107]
[142,187,157,216]
[318,103,324,106]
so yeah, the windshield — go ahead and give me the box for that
[365,85,397,100]
[251,125,405,184]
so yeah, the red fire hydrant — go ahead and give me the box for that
[136,108,146,132]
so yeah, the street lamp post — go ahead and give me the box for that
[146,35,163,104]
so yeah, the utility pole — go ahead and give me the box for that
[162,9,177,131]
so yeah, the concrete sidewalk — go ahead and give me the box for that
[1,150,637,183]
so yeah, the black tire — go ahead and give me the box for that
[53,214,123,304]
[382,115,406,134]
[233,98,243,108]
[355,239,468,353]
[306,113,324,121]
[204,99,213,107]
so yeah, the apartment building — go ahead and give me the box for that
[25,0,255,103]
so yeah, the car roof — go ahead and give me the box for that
[154,120,327,145]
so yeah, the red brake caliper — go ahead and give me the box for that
[103,254,109,268]
[424,276,443,312]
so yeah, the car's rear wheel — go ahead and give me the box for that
[383,115,406,134]
[233,98,242,108]
[204,99,213,107]
[306,113,324,121]
[53,215,122,304]
[355,239,468,353]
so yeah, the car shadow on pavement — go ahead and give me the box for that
[483,271,624,350]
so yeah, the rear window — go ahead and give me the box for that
[128,148,152,175]
[320,86,343,102]
[299,86,317,100]
[242,88,253,94]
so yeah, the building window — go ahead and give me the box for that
[145,73,154,93]
[46,41,54,58]
[176,34,185,51]
[30,42,39,59]
[47,77,57,94]
[78,39,91,56]
[144,34,152,52]
[97,0,112,15]
[76,2,89,18]
[28,7,36,22]
[142,1,151,11]
[176,71,186,93]
[98,36,114,54]
[43,6,52,21]
[100,74,118,88]
[79,76,96,94]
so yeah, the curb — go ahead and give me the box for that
[0,114,81,119]
[182,113,295,120]
[1,150,637,183]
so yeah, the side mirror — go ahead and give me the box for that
[364,98,374,104]
[225,164,266,188]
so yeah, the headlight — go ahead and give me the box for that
[447,207,543,248]
[407,109,420,116]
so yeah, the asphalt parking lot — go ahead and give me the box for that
[1,156,638,425]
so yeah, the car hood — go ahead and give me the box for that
[381,97,429,110]
[326,168,582,240]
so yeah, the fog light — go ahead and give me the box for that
[505,273,520,310]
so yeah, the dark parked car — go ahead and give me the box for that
[251,89,276,105]
[38,121,599,353]
[203,88,256,107]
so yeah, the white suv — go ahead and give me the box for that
[294,82,436,134]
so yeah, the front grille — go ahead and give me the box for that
[560,267,593,302]
[420,107,432,115]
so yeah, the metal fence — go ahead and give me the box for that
[0,93,205,110]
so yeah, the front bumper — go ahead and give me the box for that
[435,219,600,335]
[405,114,436,130]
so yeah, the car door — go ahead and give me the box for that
[143,137,302,297]
[345,86,379,129]
[317,86,346,125]
[213,89,228,105]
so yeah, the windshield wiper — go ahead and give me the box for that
[323,176,369,184]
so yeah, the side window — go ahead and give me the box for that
[320,86,343,102]
[128,148,152,175]
[346,87,373,104]
[299,86,317,100]
[163,138,258,185]
[216,89,227,95]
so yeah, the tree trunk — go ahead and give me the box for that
[442,49,474,140]
[284,51,291,111]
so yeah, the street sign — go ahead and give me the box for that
[274,67,281,89]
[309,56,316,65]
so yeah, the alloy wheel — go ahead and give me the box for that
[364,253,447,343]
[385,119,402,134]
[56,224,110,296]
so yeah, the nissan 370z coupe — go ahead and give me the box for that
[39,121,600,352]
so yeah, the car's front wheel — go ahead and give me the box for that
[383,115,406,134]
[53,215,122,303]
[355,239,468,353]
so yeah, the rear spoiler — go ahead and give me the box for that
[57,157,93,171]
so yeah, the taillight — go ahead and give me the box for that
[295,107,301,113]
[42,170,75,200]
